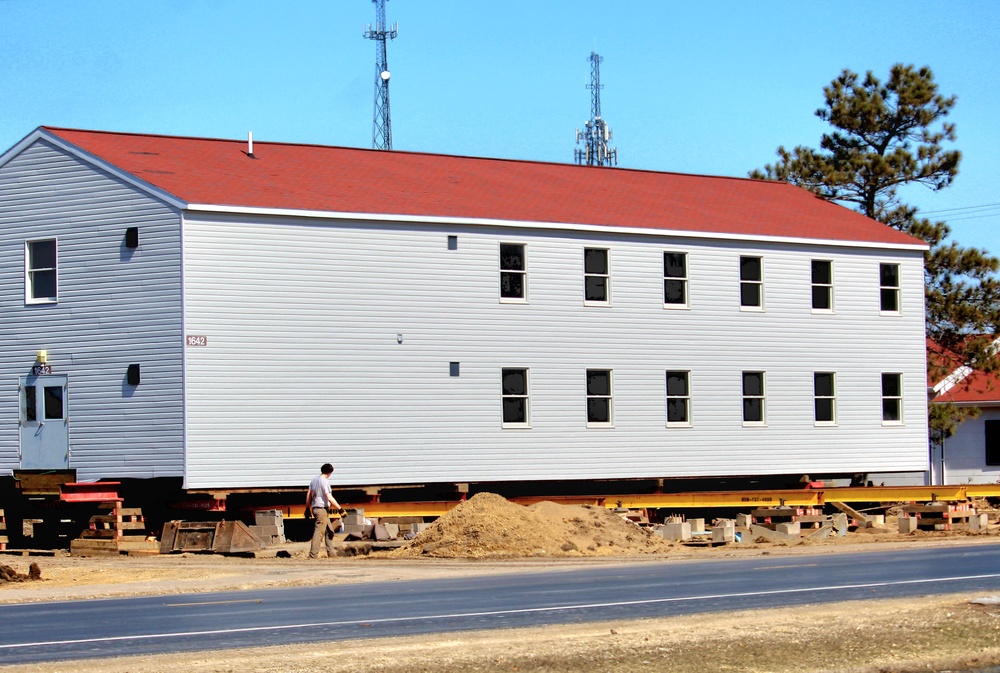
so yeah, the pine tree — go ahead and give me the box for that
[751,64,1000,436]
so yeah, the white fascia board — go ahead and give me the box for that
[4,128,188,211]
[185,203,930,252]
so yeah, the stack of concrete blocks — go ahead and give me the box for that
[713,519,736,543]
[343,509,374,540]
[250,510,285,546]
[970,511,990,531]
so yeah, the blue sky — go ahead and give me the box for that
[2,1,998,255]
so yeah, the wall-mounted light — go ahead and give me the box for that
[125,227,139,249]
[127,364,140,385]
[36,350,48,364]
[396,334,404,344]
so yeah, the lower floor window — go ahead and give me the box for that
[881,373,902,423]
[986,420,1000,466]
[501,368,530,425]
[586,369,613,425]
[665,370,690,425]
[742,371,766,424]
[814,372,836,424]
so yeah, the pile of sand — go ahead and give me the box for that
[390,492,671,558]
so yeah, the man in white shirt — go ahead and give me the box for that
[306,463,344,558]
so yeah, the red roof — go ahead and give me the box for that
[934,368,1000,404]
[42,127,922,246]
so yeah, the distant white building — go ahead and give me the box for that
[0,127,930,491]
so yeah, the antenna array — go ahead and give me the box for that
[363,0,397,150]
[574,52,618,167]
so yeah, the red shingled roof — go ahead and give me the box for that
[42,127,922,246]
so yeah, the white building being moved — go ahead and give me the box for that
[0,127,930,492]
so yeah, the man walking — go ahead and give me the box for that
[306,463,344,559]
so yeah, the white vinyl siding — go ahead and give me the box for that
[181,214,928,489]
[0,140,184,480]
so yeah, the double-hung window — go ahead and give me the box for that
[739,256,763,309]
[814,372,836,424]
[811,260,833,311]
[881,373,903,424]
[742,371,766,425]
[663,252,688,307]
[665,370,690,426]
[499,243,527,301]
[586,369,613,426]
[584,248,610,304]
[26,239,58,303]
[880,263,900,313]
[501,368,530,426]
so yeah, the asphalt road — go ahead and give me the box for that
[3,543,1000,664]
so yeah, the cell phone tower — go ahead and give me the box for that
[363,0,397,150]
[575,52,618,167]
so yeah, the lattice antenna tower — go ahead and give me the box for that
[575,52,618,167]
[363,0,398,150]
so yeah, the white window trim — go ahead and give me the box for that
[739,255,764,312]
[586,368,615,428]
[501,367,531,428]
[25,237,58,305]
[499,242,528,304]
[583,247,611,307]
[811,259,835,314]
[742,370,767,427]
[663,251,690,310]
[879,263,901,316]
[665,370,692,427]
[881,372,904,426]
[814,372,837,427]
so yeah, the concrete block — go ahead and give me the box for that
[775,521,801,536]
[735,513,753,529]
[898,515,918,534]
[344,510,366,526]
[713,520,736,543]
[869,514,886,527]
[661,522,692,541]
[970,513,990,531]
[831,513,849,536]
[689,518,705,533]
[382,523,400,539]
[255,510,283,525]
[749,524,798,542]
[804,524,833,540]
[373,524,391,541]
[252,524,282,537]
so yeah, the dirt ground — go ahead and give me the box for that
[3,495,1000,672]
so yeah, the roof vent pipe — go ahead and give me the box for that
[247,131,254,158]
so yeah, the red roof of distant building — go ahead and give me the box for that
[38,127,924,247]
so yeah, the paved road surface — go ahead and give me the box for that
[2,543,1000,664]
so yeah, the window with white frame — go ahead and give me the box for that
[584,248,610,304]
[499,243,526,301]
[740,256,763,309]
[814,372,836,424]
[742,371,766,424]
[881,372,903,423]
[880,263,900,313]
[663,252,688,307]
[665,370,690,425]
[501,368,530,425]
[26,239,58,303]
[586,369,613,425]
[811,260,833,311]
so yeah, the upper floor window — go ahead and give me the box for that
[665,370,690,426]
[881,372,903,424]
[586,369,614,426]
[811,260,833,311]
[663,252,688,307]
[985,420,1000,466]
[501,367,530,426]
[584,248,610,304]
[740,256,763,309]
[742,371,766,425]
[499,243,526,301]
[26,239,58,303]
[880,263,900,313]
[814,372,836,425]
